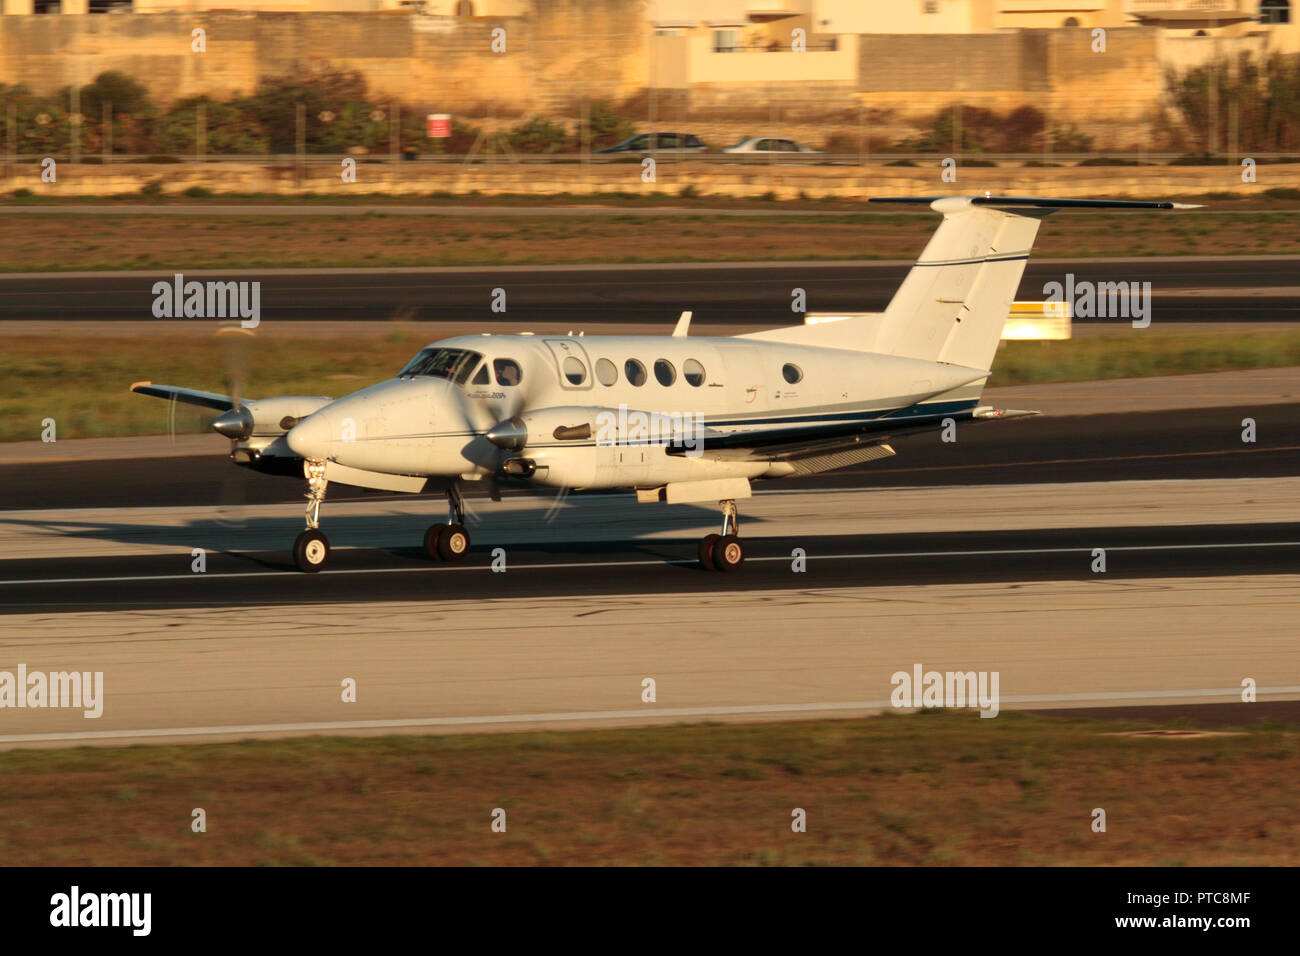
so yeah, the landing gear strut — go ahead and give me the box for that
[293,460,330,572]
[699,498,744,572]
[424,483,471,561]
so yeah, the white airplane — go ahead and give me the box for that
[132,195,1197,572]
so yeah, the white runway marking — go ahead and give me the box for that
[2,539,1297,588]
[4,686,1298,745]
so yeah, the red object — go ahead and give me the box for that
[427,114,451,138]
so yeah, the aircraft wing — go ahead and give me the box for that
[130,382,239,411]
[668,408,1038,468]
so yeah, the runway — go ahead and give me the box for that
[3,520,1299,613]
[2,574,1297,747]
[2,259,1298,326]
[3,469,1298,608]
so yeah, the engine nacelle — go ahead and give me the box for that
[212,395,333,442]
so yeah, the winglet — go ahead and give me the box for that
[672,310,692,338]
[130,380,152,393]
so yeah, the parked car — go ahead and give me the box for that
[721,137,822,154]
[594,133,709,155]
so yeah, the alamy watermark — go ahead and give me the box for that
[152,273,260,328]
[50,886,150,936]
[1044,273,1151,328]
[891,663,999,718]
[595,404,704,457]
[0,665,103,718]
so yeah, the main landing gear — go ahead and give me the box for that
[423,484,471,562]
[698,498,744,572]
[293,460,331,573]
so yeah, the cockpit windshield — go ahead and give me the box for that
[398,348,483,385]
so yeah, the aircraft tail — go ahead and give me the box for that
[741,196,1199,376]
[871,196,1046,371]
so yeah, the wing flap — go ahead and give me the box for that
[671,405,1038,463]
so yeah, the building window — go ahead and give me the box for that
[1261,0,1290,25]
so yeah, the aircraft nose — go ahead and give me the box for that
[286,411,334,459]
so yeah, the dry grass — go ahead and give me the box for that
[0,210,1295,272]
[0,711,1295,866]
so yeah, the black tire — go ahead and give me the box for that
[293,529,329,573]
[438,523,470,561]
[698,533,720,571]
[712,534,744,572]
[424,523,448,560]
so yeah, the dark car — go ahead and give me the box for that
[594,132,709,155]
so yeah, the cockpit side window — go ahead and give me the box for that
[471,363,490,386]
[493,358,523,386]
[398,347,484,384]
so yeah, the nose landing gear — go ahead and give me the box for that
[293,460,331,572]
[424,483,471,562]
[698,498,744,572]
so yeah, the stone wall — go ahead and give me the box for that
[0,10,1260,147]
[0,5,649,113]
[855,28,1166,149]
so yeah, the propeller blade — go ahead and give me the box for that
[216,325,254,414]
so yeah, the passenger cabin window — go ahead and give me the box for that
[595,358,618,386]
[494,358,523,386]
[782,363,803,384]
[654,359,676,386]
[625,359,648,386]
[472,364,490,386]
[398,347,483,385]
[683,359,706,387]
[562,356,588,386]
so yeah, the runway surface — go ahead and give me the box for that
[3,471,1297,609]
[2,575,1296,747]
[3,521,1298,614]
[2,259,1297,326]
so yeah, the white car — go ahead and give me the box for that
[721,137,821,154]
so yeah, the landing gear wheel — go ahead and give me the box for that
[698,533,720,571]
[424,523,448,561]
[293,529,330,573]
[712,534,744,572]
[437,523,470,561]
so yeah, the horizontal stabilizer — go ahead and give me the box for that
[870,196,1204,210]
